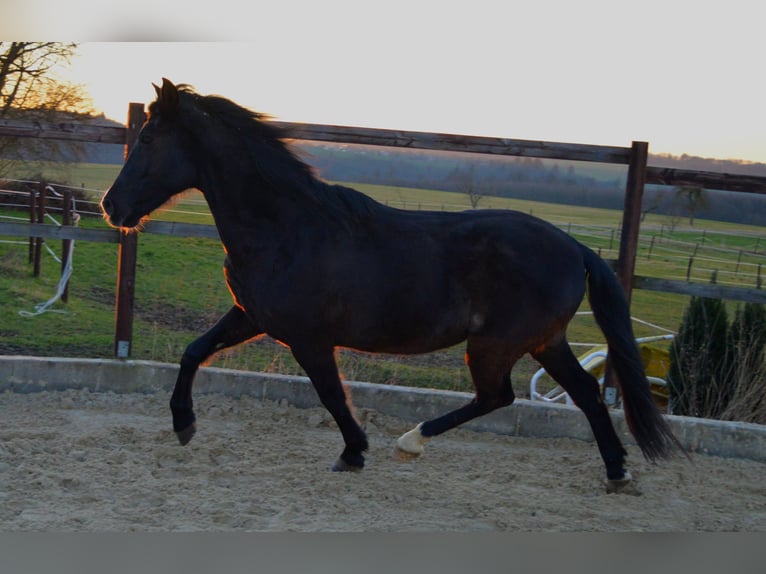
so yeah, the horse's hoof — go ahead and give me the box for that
[331,457,363,472]
[605,471,632,493]
[393,445,421,461]
[396,423,429,456]
[175,423,196,446]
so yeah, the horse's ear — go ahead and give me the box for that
[156,78,179,116]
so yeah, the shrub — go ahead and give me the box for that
[720,303,766,424]
[667,296,729,418]
[668,297,766,423]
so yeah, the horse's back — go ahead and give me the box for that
[440,210,587,333]
[340,207,588,349]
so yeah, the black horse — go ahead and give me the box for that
[102,78,681,490]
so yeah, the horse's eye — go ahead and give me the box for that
[139,132,154,144]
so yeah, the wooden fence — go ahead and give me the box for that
[2,109,766,359]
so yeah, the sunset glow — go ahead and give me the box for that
[7,0,765,163]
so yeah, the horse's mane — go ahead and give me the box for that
[164,85,379,224]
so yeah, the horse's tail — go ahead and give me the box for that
[580,243,684,461]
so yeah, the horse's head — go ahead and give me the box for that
[101,78,198,229]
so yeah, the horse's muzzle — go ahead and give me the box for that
[100,195,115,218]
[100,195,122,227]
[100,195,137,229]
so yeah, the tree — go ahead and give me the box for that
[454,165,484,209]
[1,42,87,113]
[0,42,94,177]
[673,185,708,226]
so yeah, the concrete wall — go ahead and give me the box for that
[2,355,765,462]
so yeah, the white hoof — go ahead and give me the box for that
[605,470,632,493]
[396,423,430,457]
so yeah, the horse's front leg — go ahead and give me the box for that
[290,343,369,471]
[171,305,261,445]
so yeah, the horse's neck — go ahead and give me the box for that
[202,174,318,262]
[197,131,324,227]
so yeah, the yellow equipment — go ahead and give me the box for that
[530,335,673,411]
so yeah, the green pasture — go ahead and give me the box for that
[1,162,764,397]
[1,160,122,194]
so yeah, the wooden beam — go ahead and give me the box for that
[0,118,126,144]
[0,221,119,243]
[4,114,766,195]
[114,231,137,358]
[113,103,145,359]
[616,141,649,302]
[1,116,631,163]
[273,121,632,164]
[33,181,45,277]
[633,276,766,304]
[61,189,72,302]
[0,221,218,242]
[3,115,765,195]
[143,220,220,240]
[646,166,766,194]
[604,141,649,402]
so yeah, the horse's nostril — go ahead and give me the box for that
[101,196,113,216]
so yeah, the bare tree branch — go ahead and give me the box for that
[0,42,95,179]
[1,42,79,114]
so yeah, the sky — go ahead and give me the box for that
[5,0,765,163]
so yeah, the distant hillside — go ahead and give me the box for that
[295,143,766,226]
[77,115,124,164]
[649,153,766,178]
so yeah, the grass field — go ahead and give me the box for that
[2,161,764,398]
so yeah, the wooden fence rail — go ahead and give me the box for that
[5,117,765,192]
[2,109,766,359]
[0,219,221,241]
[645,167,766,195]
[4,219,764,306]
[273,121,633,164]
[0,118,126,144]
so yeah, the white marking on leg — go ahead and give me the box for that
[396,422,430,454]
[605,470,633,493]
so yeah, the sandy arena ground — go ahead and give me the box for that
[1,388,764,531]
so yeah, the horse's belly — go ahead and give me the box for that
[337,298,470,355]
[343,331,466,356]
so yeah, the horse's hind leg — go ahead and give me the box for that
[397,336,515,456]
[170,305,261,445]
[290,343,369,471]
[531,338,630,490]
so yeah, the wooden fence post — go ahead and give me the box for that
[61,188,72,302]
[604,141,649,404]
[28,185,35,263]
[115,230,138,358]
[33,181,46,277]
[616,141,649,301]
[113,102,145,359]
